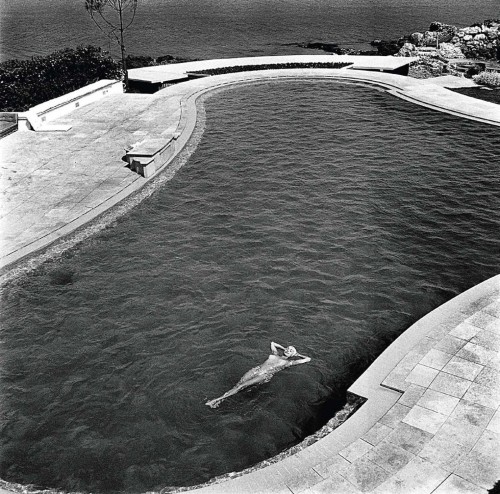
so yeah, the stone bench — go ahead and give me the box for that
[125,133,180,178]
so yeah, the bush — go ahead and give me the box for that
[0,46,123,112]
[126,54,156,69]
[473,71,500,87]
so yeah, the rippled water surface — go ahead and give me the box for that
[1,0,499,61]
[1,81,500,492]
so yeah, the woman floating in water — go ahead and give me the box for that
[205,342,311,408]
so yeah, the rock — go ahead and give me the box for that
[408,57,446,78]
[374,39,402,55]
[438,43,465,59]
[302,42,344,54]
[397,42,417,57]
[475,33,487,40]
[423,31,438,46]
[463,34,473,41]
[429,22,444,32]
[410,32,424,45]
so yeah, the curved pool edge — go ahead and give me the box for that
[1,62,500,277]
[182,274,500,493]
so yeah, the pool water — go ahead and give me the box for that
[1,81,499,493]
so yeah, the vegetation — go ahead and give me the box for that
[189,62,352,76]
[473,71,500,88]
[0,46,122,112]
[85,0,138,90]
[125,53,191,69]
[451,87,500,105]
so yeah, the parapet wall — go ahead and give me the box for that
[17,79,123,131]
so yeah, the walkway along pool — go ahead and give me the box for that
[1,80,499,493]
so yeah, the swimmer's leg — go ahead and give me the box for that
[205,373,269,408]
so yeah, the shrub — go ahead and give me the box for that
[0,46,123,112]
[126,54,156,69]
[473,71,500,87]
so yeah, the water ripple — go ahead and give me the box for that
[1,80,499,493]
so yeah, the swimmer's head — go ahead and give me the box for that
[284,346,297,358]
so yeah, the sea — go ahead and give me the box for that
[0,0,499,62]
[1,1,500,493]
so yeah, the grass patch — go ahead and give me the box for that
[450,87,500,105]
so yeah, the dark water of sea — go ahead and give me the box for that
[1,0,499,62]
[1,80,499,493]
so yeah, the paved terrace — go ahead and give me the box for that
[0,56,499,493]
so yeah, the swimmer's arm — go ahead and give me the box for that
[271,341,285,355]
[290,355,311,365]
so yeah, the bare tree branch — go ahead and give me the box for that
[84,0,138,91]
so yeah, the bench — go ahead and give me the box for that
[125,133,180,178]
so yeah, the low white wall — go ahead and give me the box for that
[18,79,123,131]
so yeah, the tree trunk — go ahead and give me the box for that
[119,5,129,91]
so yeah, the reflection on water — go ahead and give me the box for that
[1,81,499,493]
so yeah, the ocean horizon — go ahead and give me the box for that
[1,0,499,62]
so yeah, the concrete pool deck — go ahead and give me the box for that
[0,56,499,493]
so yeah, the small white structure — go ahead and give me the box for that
[18,79,123,132]
[125,133,180,178]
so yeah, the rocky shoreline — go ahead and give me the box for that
[299,19,500,80]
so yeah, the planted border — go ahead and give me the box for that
[189,61,352,76]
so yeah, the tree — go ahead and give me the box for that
[85,0,138,90]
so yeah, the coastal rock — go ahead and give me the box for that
[408,57,447,78]
[464,26,482,35]
[301,18,499,62]
[438,43,465,59]
[410,32,424,45]
[398,42,418,57]
[401,19,499,79]
[429,22,444,32]
[423,31,438,46]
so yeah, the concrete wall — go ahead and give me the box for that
[18,79,123,131]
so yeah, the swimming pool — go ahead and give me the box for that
[1,80,499,493]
